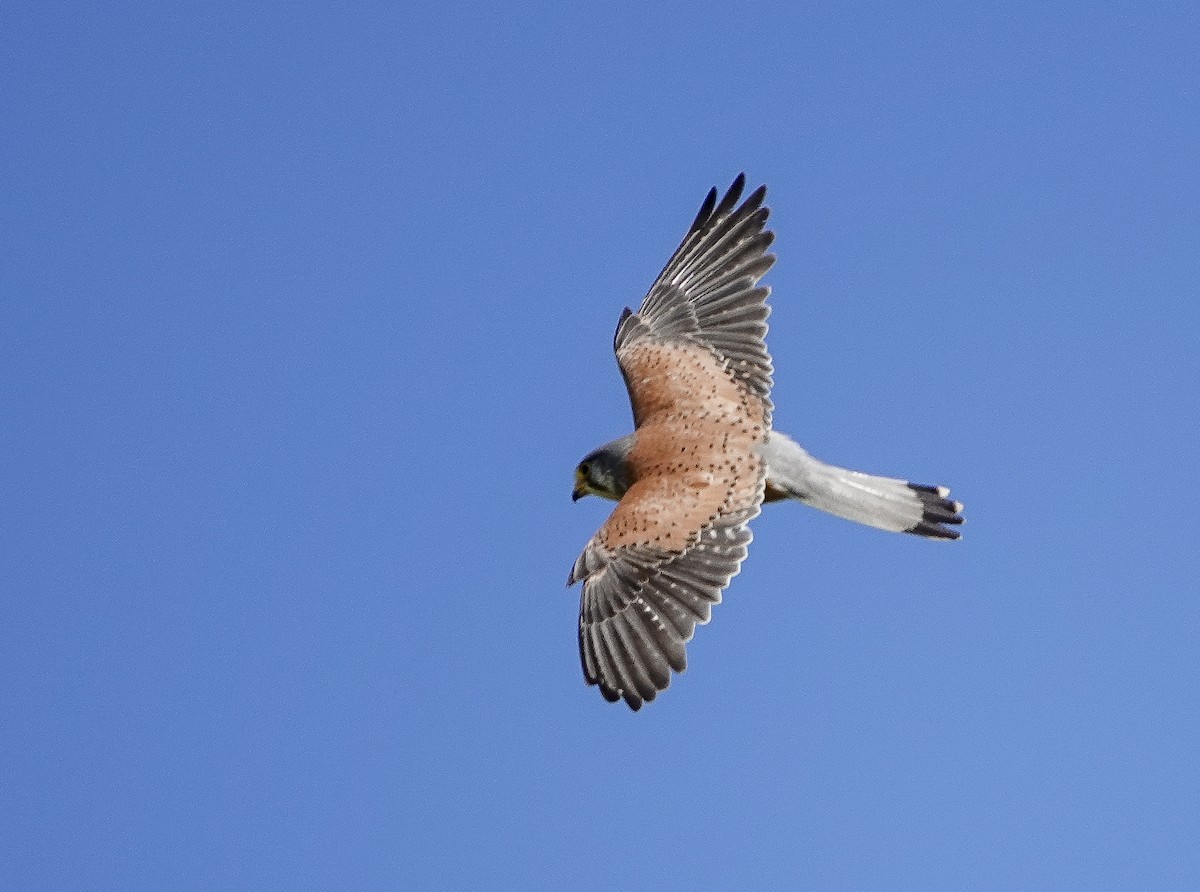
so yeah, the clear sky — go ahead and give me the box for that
[4,2,1198,889]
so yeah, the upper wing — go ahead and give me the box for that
[613,173,776,428]
[568,177,777,709]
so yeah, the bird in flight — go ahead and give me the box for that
[568,174,964,710]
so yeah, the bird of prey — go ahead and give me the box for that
[568,174,964,710]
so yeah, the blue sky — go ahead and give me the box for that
[4,2,1198,889]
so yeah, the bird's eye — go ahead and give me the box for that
[579,463,590,477]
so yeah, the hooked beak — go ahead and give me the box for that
[572,470,587,502]
[572,486,585,502]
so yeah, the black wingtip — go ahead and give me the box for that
[713,173,746,220]
[686,174,765,240]
[689,186,719,235]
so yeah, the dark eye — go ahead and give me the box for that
[579,463,590,477]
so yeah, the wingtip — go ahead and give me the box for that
[690,186,719,234]
[714,174,746,218]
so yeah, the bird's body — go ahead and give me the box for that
[569,176,963,710]
[579,430,963,536]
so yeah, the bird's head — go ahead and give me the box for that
[572,436,635,502]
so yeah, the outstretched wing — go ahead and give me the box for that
[569,176,776,709]
[569,499,761,710]
[614,172,776,427]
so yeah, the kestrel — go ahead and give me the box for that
[569,174,964,710]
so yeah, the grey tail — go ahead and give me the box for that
[762,433,964,539]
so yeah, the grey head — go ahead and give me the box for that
[572,434,636,502]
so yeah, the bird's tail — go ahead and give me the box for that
[762,433,964,539]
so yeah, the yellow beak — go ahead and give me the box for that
[572,470,587,502]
